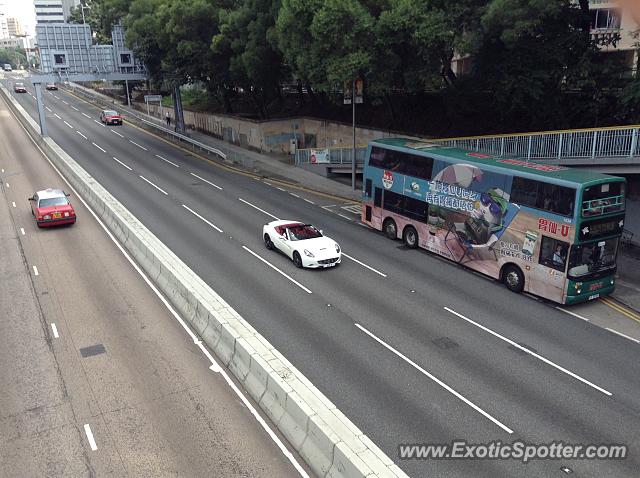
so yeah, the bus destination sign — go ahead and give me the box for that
[579,214,625,241]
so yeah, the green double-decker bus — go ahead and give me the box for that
[361,138,626,304]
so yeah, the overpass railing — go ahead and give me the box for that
[430,126,640,162]
[295,125,640,166]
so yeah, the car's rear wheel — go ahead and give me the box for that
[293,251,303,268]
[383,218,397,240]
[264,234,273,250]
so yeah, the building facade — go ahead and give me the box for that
[589,0,639,73]
[34,0,65,24]
[36,22,144,76]
[7,17,25,37]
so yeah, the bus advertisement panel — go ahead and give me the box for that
[362,139,625,305]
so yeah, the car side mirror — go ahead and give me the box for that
[28,195,34,201]
[65,193,70,197]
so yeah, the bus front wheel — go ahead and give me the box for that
[403,226,419,249]
[383,219,397,240]
[503,265,524,293]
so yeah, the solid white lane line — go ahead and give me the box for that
[76,131,87,139]
[355,322,514,434]
[33,265,39,276]
[342,252,387,277]
[45,106,52,112]
[155,154,179,168]
[605,328,640,344]
[129,140,147,151]
[92,142,106,153]
[112,157,132,171]
[189,172,221,189]
[139,175,168,195]
[20,228,25,235]
[109,129,124,138]
[83,424,98,451]
[238,198,279,220]
[12,201,16,208]
[51,323,59,338]
[182,204,223,233]
[71,105,79,111]
[242,246,312,294]
[303,198,315,204]
[64,120,73,128]
[13,113,310,478]
[338,214,353,221]
[554,307,590,322]
[82,112,91,118]
[54,113,61,119]
[445,307,612,396]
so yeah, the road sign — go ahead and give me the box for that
[144,95,162,102]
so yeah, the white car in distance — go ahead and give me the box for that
[263,220,341,268]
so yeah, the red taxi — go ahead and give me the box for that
[29,188,76,227]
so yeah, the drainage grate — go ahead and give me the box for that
[79,344,106,358]
[432,337,459,350]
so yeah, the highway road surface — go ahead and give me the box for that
[2,72,640,477]
[0,81,306,477]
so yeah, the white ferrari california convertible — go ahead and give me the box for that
[263,220,341,268]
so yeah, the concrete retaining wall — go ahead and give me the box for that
[0,84,408,478]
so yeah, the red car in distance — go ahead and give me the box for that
[29,188,76,227]
[13,82,27,93]
[100,109,123,125]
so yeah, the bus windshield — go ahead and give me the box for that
[567,238,618,279]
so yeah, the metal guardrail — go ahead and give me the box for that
[296,125,640,166]
[295,147,366,165]
[430,127,640,163]
[66,83,227,161]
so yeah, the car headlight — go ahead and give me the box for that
[303,249,314,257]
[43,215,51,219]
[335,244,341,253]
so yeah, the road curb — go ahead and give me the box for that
[1,83,407,478]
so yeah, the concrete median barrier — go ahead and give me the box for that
[0,84,408,478]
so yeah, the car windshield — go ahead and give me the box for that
[39,197,69,208]
[568,238,618,279]
[287,225,322,241]
[105,111,118,116]
[15,83,24,87]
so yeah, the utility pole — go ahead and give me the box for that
[34,82,48,137]
[352,78,356,190]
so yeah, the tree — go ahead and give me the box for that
[212,0,284,118]
[0,47,27,69]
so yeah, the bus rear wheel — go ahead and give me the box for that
[403,226,419,249]
[503,265,524,293]
[383,218,397,240]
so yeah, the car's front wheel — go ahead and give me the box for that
[264,233,273,250]
[293,251,303,268]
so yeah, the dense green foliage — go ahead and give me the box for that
[85,0,638,134]
[0,48,27,69]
